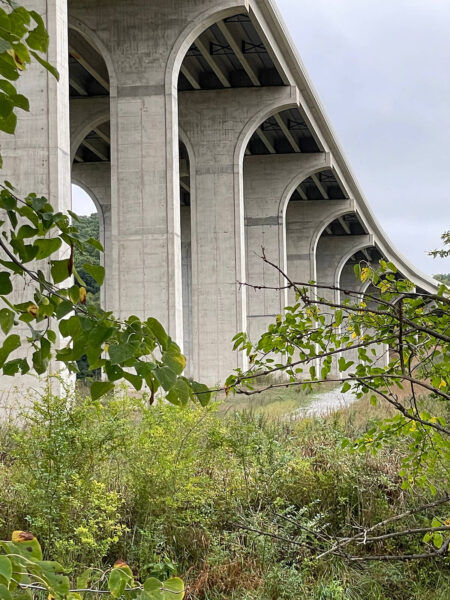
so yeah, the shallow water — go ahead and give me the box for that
[290,386,357,419]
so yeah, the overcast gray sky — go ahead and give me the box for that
[73,0,450,275]
[276,0,449,275]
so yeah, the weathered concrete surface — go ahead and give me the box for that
[244,153,330,342]
[179,85,298,383]
[0,0,437,397]
[0,0,71,402]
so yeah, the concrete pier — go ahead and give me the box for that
[0,0,436,388]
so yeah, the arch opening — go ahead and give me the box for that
[289,169,347,202]
[179,141,193,374]
[69,28,109,98]
[177,13,285,92]
[284,176,352,294]
[71,184,103,382]
[68,25,111,318]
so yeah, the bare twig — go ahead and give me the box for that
[316,494,450,560]
[347,538,450,562]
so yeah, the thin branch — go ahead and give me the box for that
[355,525,450,543]
[316,494,450,559]
[236,524,318,552]
[354,379,450,437]
[348,538,450,562]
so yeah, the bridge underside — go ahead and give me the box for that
[0,0,435,388]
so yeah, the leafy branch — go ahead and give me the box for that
[0,532,185,599]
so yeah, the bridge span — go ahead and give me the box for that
[0,1,436,386]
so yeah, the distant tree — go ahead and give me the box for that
[429,230,450,258]
[73,213,100,307]
[434,273,450,286]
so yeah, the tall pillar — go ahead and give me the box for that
[180,204,193,376]
[0,0,70,208]
[0,0,70,401]
[108,86,182,344]
[179,86,297,384]
[315,234,372,376]
[244,153,329,342]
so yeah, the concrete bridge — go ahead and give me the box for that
[0,0,436,387]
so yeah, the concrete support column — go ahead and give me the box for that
[108,86,182,345]
[70,97,110,164]
[71,163,112,311]
[316,234,372,376]
[179,86,297,384]
[180,205,193,376]
[244,153,330,343]
[0,0,70,399]
[0,0,70,207]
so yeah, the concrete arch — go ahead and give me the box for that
[70,112,109,164]
[310,206,356,261]
[68,17,113,164]
[233,96,299,169]
[68,16,117,91]
[178,127,196,169]
[178,126,197,237]
[360,278,373,295]
[334,240,377,289]
[278,159,334,221]
[178,128,195,375]
[165,2,248,95]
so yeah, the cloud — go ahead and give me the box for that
[277,0,450,273]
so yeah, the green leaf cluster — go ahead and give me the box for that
[0,532,184,600]
[0,184,210,403]
[0,2,58,142]
[227,259,450,509]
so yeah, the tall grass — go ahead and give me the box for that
[0,388,448,599]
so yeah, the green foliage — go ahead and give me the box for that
[0,186,210,402]
[0,531,185,600]
[0,392,448,599]
[227,258,450,558]
[0,1,56,146]
[429,231,450,259]
[72,213,101,306]
[434,273,450,286]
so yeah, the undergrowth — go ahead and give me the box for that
[0,389,448,599]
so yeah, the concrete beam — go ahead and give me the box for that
[338,216,351,234]
[256,127,275,153]
[195,36,231,88]
[311,173,329,199]
[69,29,109,91]
[94,126,110,145]
[69,75,88,96]
[181,64,201,90]
[274,113,300,152]
[81,138,108,161]
[216,20,260,86]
